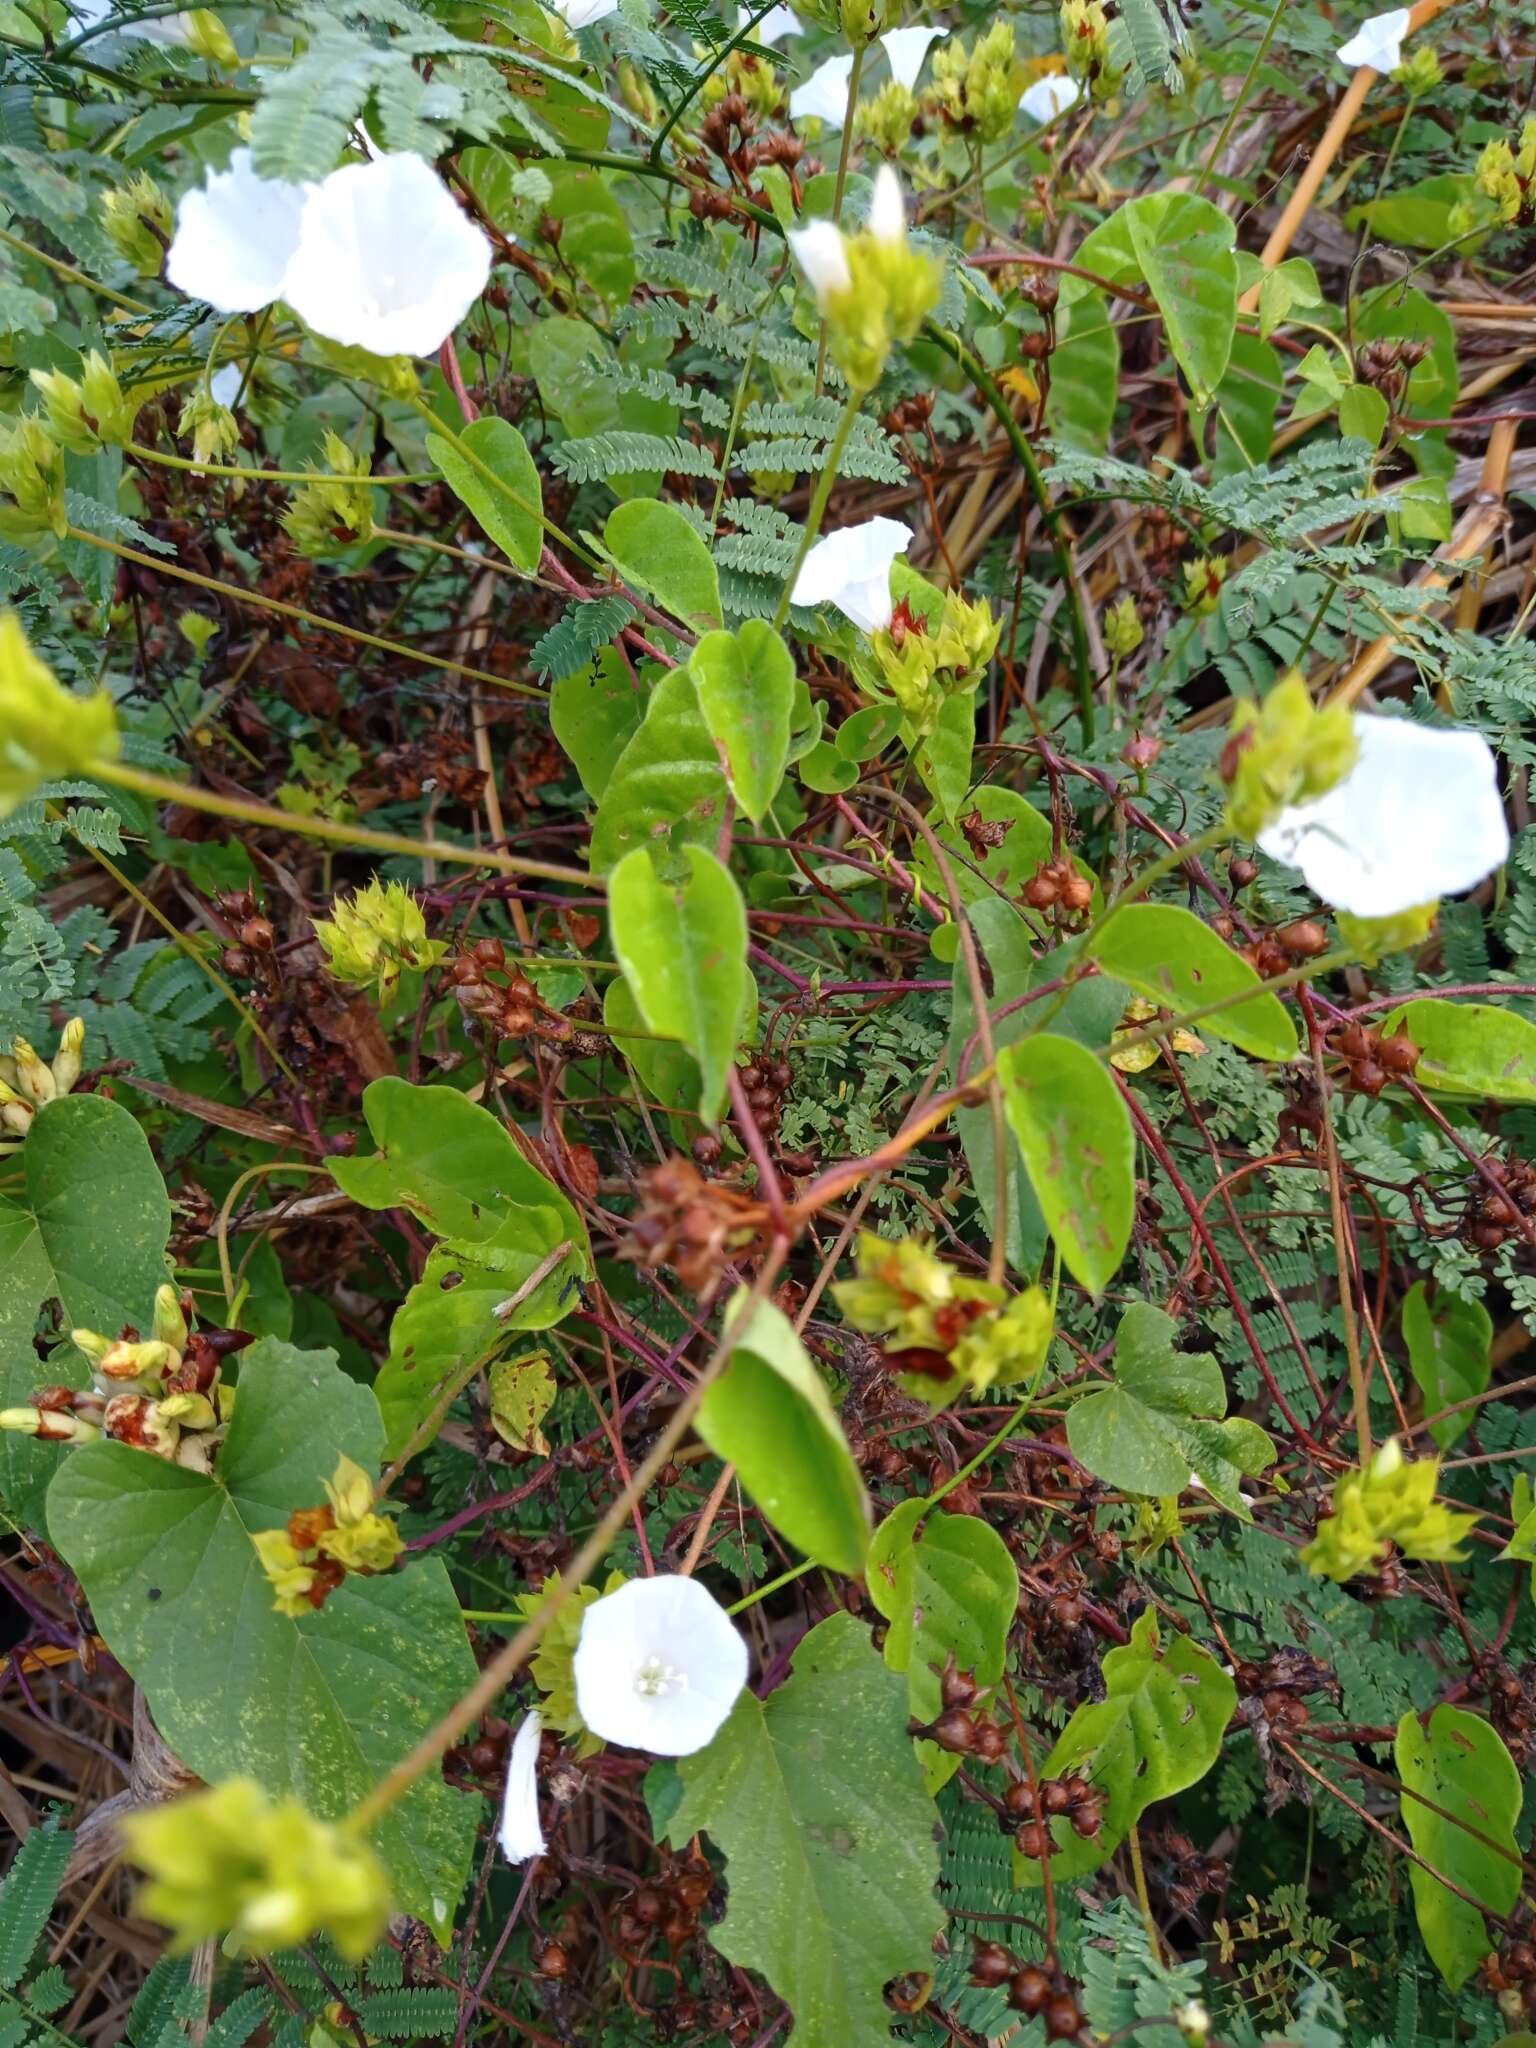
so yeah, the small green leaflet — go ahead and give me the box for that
[866,1500,1018,1793]
[1395,1707,1521,1991]
[670,1613,941,2048]
[608,844,749,1126]
[1066,1301,1274,1517]
[604,499,723,633]
[996,1034,1135,1296]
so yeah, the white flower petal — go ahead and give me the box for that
[791,516,912,634]
[1019,73,1081,122]
[787,218,852,300]
[790,51,854,127]
[754,4,801,46]
[209,363,243,408]
[282,154,492,359]
[867,162,906,245]
[1257,714,1509,918]
[1336,6,1411,70]
[548,0,620,26]
[880,25,941,92]
[573,1575,748,1758]
[497,1712,546,1865]
[165,149,312,315]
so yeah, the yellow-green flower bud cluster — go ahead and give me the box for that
[856,79,920,153]
[700,47,783,121]
[101,173,174,277]
[924,22,1029,146]
[0,1018,85,1139]
[0,418,67,543]
[280,431,376,557]
[868,589,1000,736]
[789,168,941,392]
[798,0,901,50]
[29,352,135,456]
[1300,1438,1478,1583]
[122,1776,391,1961]
[1103,592,1144,658]
[1220,671,1358,842]
[1474,118,1536,226]
[313,877,446,999]
[1392,42,1441,95]
[833,1231,1052,1403]
[179,385,241,468]
[1059,0,1124,100]
[252,1453,404,1617]
[0,614,120,817]
[0,1285,234,1472]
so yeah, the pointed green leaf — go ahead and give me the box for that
[1402,1281,1492,1451]
[47,1340,479,1932]
[1071,193,1237,402]
[609,844,748,1125]
[1015,1610,1236,1885]
[1396,1706,1521,1991]
[590,664,728,874]
[670,1612,942,2048]
[996,1033,1135,1297]
[424,417,543,573]
[1086,902,1297,1058]
[605,500,722,633]
[0,1094,171,1529]
[1382,999,1536,1104]
[689,621,795,824]
[867,1501,1019,1793]
[550,647,644,801]
[697,1293,869,1574]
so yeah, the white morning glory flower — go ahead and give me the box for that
[754,3,801,45]
[790,51,854,127]
[880,25,942,91]
[572,1575,748,1757]
[497,1711,546,1865]
[866,161,907,243]
[282,154,493,359]
[1336,6,1410,70]
[1257,714,1509,918]
[546,0,619,25]
[1019,73,1081,122]
[791,516,913,634]
[165,149,312,315]
[209,363,243,408]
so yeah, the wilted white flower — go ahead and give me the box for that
[1019,73,1081,122]
[1336,6,1410,70]
[1175,1999,1211,2046]
[1258,714,1509,918]
[790,50,854,126]
[572,1575,748,1757]
[165,149,311,315]
[208,363,243,409]
[282,154,492,358]
[546,0,619,26]
[786,217,852,297]
[497,1712,546,1865]
[787,162,906,304]
[754,3,801,44]
[791,516,912,634]
[880,24,942,91]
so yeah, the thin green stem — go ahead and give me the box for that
[727,1559,818,1615]
[771,390,864,629]
[920,323,1096,738]
[63,526,550,701]
[92,760,605,891]
[125,441,438,488]
[0,222,154,315]
[814,43,867,398]
[1197,0,1288,194]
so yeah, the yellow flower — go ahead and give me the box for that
[252,1530,322,1618]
